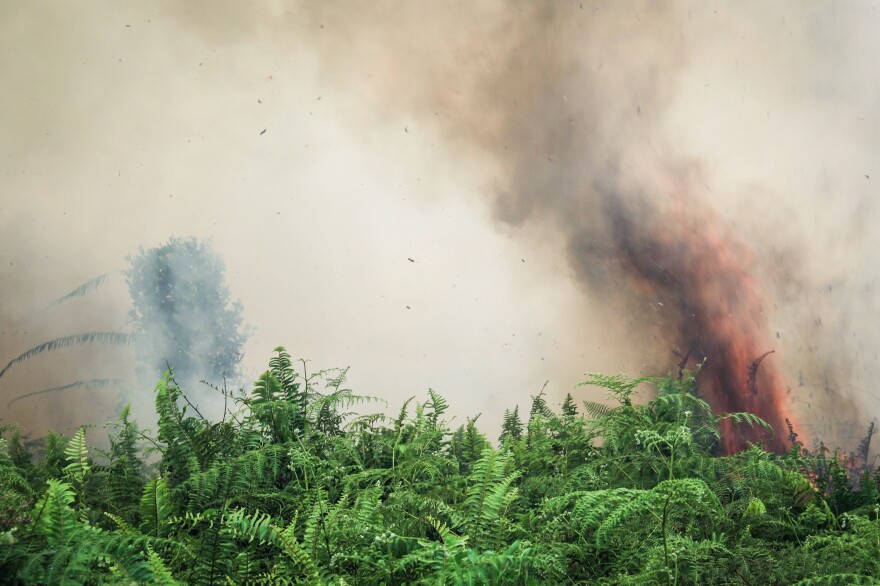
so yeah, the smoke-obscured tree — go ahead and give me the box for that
[126,237,249,392]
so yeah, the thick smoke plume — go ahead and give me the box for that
[300,1,798,451]
[2,1,878,451]
[126,237,249,412]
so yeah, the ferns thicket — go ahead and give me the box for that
[2,347,880,585]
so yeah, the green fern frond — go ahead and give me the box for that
[395,397,416,431]
[578,373,657,401]
[582,401,613,420]
[145,544,181,585]
[251,371,282,406]
[62,427,90,486]
[529,387,553,420]
[139,477,173,537]
[426,389,449,426]
[457,448,520,542]
[225,508,276,544]
[275,519,323,585]
[794,575,880,585]
[427,515,469,551]
[592,479,721,551]
[30,478,78,544]
[719,411,772,431]
[102,511,134,532]
[154,372,204,476]
[269,346,301,400]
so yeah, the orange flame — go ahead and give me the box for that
[606,165,798,454]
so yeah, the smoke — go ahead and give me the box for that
[125,237,249,417]
[1,1,879,451]
[293,0,875,451]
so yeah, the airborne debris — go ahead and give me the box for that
[408,258,415,262]
[747,350,776,395]
[260,129,267,135]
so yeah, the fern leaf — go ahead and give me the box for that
[578,373,657,399]
[275,520,323,585]
[457,448,520,542]
[30,479,78,544]
[139,477,172,537]
[145,545,181,585]
[102,511,134,532]
[225,508,276,544]
[426,389,449,426]
[582,400,612,420]
[269,346,301,400]
[794,575,880,586]
[46,273,113,308]
[63,427,90,486]
[7,378,124,407]
[0,332,132,380]
[719,411,772,431]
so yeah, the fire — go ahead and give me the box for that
[605,165,797,454]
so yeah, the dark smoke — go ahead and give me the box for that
[299,0,869,451]
[588,180,789,452]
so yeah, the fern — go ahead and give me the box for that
[145,544,182,585]
[0,332,132,381]
[794,575,880,586]
[62,427,90,487]
[456,448,520,545]
[578,372,658,403]
[29,479,78,544]
[269,346,303,404]
[426,389,450,427]
[139,477,173,537]
[46,273,114,308]
[7,354,880,585]
[275,518,323,585]
[7,378,124,407]
[154,371,206,481]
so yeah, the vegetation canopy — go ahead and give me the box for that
[1,348,879,585]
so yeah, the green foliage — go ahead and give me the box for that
[101,405,146,525]
[499,406,523,443]
[139,478,172,537]
[62,427,90,488]
[3,356,880,585]
[29,479,78,544]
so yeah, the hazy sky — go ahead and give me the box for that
[2,1,879,448]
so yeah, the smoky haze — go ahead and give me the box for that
[1,1,878,451]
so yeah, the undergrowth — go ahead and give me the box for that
[1,347,879,585]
